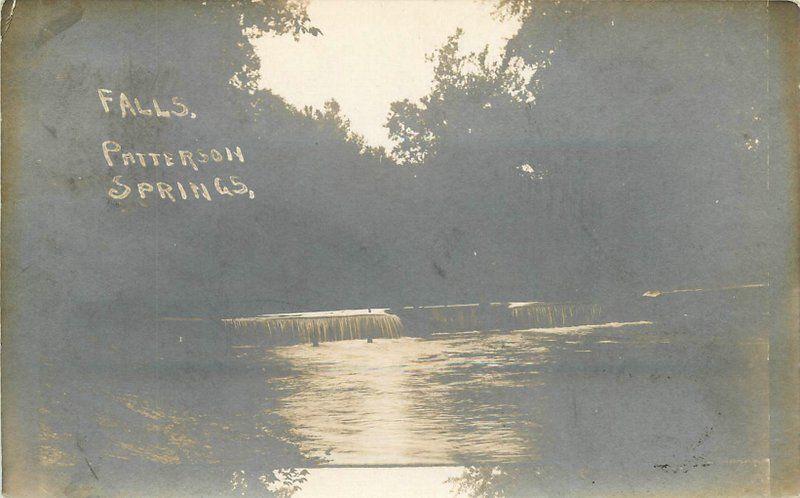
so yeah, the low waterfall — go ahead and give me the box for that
[509,302,603,328]
[420,304,485,333]
[222,309,404,345]
[397,301,604,334]
[223,301,606,346]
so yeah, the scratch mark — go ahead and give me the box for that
[76,437,99,480]
[1,0,15,38]
[44,123,57,138]
[83,456,99,480]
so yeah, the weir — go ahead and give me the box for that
[406,303,488,334]
[508,302,604,328]
[222,301,606,346]
[395,301,604,335]
[222,309,404,346]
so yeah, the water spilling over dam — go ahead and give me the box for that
[222,309,404,345]
[223,301,606,346]
[393,301,605,336]
[508,301,604,328]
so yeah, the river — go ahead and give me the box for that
[37,319,770,496]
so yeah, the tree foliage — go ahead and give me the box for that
[387,28,543,165]
[211,0,322,92]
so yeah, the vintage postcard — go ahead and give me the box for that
[2,0,798,496]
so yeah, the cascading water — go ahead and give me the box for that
[508,302,604,328]
[397,302,604,334]
[418,304,485,333]
[223,302,605,346]
[222,309,404,345]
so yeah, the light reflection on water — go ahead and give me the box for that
[270,335,540,464]
[37,319,770,496]
[262,322,671,465]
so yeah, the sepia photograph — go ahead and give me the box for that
[2,0,798,496]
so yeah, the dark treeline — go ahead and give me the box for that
[6,0,771,332]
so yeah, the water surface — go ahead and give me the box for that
[250,320,768,492]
